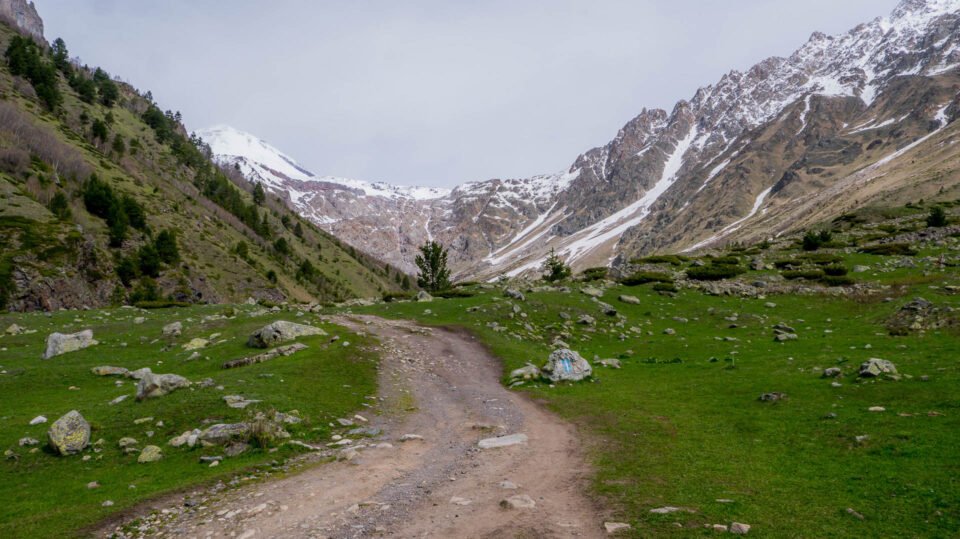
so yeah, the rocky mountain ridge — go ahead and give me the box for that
[0,0,42,43]
[203,0,960,280]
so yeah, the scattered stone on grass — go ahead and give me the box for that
[247,321,326,348]
[43,330,98,359]
[541,349,592,382]
[47,410,90,455]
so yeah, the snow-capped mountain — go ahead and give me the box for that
[201,0,960,280]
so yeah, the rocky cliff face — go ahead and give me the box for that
[203,0,960,280]
[0,0,43,43]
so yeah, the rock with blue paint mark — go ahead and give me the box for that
[541,348,592,382]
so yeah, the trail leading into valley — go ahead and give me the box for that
[104,316,603,538]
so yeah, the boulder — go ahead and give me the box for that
[223,395,261,409]
[503,494,536,509]
[162,321,183,337]
[5,323,23,335]
[618,295,640,305]
[47,410,90,455]
[504,289,525,301]
[118,437,138,448]
[247,321,327,348]
[416,290,433,302]
[577,315,595,326]
[138,445,163,463]
[42,330,98,359]
[859,358,897,378]
[541,349,592,382]
[730,522,751,535]
[91,366,130,377]
[136,372,191,400]
[198,423,250,446]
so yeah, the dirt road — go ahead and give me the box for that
[103,316,603,538]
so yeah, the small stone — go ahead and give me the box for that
[102,500,114,507]
[478,433,527,449]
[399,434,423,441]
[87,481,99,489]
[499,480,519,490]
[650,507,681,514]
[29,415,46,425]
[868,406,885,412]
[730,522,751,534]
[450,496,472,506]
[846,508,865,520]
[604,522,631,534]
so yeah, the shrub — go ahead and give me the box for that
[821,276,856,287]
[115,255,138,287]
[859,243,917,256]
[128,278,160,303]
[710,256,741,266]
[802,231,824,251]
[774,259,803,269]
[47,192,71,220]
[434,289,476,298]
[383,292,414,302]
[630,254,689,266]
[652,282,678,292]
[685,265,745,281]
[265,269,278,283]
[782,269,825,280]
[621,271,673,286]
[138,244,161,277]
[927,207,948,228]
[823,265,849,276]
[134,300,191,309]
[580,267,608,281]
[155,230,179,264]
[801,253,843,265]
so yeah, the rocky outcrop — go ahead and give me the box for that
[136,372,191,400]
[0,0,44,43]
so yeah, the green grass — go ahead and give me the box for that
[347,253,960,536]
[0,303,377,537]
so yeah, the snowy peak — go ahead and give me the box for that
[196,125,450,200]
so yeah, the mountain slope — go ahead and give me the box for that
[204,0,960,280]
[0,17,401,312]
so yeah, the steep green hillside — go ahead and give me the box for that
[0,22,402,312]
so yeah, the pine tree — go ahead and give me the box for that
[252,182,265,206]
[51,38,70,73]
[542,248,571,282]
[415,241,451,292]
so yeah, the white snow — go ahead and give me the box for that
[683,186,773,252]
[796,95,812,135]
[560,125,699,263]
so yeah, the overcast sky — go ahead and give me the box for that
[41,0,900,188]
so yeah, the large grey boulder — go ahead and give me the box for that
[162,321,183,337]
[47,410,90,455]
[416,290,433,302]
[136,372,191,400]
[42,330,97,359]
[859,358,897,378]
[247,321,327,348]
[618,295,641,305]
[198,423,251,446]
[541,349,592,382]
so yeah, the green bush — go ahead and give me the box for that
[580,267,609,281]
[629,254,689,266]
[927,207,948,228]
[823,265,849,276]
[859,243,917,256]
[382,292,414,302]
[821,276,856,287]
[652,282,678,292]
[434,289,476,298]
[685,265,745,281]
[774,259,803,269]
[782,269,825,280]
[133,300,192,309]
[710,256,741,266]
[621,271,673,286]
[801,253,843,265]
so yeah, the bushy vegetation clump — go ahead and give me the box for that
[621,271,673,286]
[685,265,745,281]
